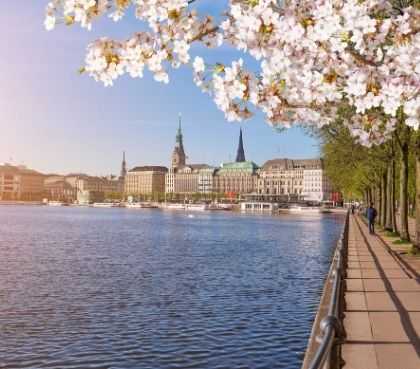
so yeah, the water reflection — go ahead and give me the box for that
[0,207,344,369]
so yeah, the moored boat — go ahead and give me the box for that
[126,202,158,209]
[281,205,321,213]
[48,201,69,206]
[92,202,121,208]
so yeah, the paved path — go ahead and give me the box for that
[342,215,420,369]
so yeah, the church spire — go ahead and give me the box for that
[120,151,127,178]
[176,113,184,149]
[235,128,246,162]
[172,113,186,169]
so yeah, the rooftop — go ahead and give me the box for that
[218,161,259,172]
[0,164,44,176]
[129,166,168,173]
[262,158,323,171]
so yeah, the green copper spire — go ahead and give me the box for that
[172,113,186,168]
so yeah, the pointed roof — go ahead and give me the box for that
[235,127,246,162]
[120,151,127,178]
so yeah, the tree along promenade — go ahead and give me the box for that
[342,215,420,369]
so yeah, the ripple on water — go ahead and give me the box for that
[0,207,344,369]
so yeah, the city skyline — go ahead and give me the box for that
[1,124,321,178]
[0,2,319,176]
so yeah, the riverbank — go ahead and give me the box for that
[302,214,420,369]
[342,215,419,369]
[0,200,44,205]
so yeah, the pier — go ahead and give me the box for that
[304,214,420,369]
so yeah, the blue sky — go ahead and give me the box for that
[0,1,319,175]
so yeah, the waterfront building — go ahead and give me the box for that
[44,175,77,202]
[165,117,215,195]
[0,164,45,201]
[125,166,168,196]
[76,175,123,204]
[302,163,333,202]
[166,164,213,194]
[214,161,259,196]
[198,167,217,194]
[258,159,332,202]
[213,129,258,196]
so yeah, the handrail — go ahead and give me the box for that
[307,210,349,369]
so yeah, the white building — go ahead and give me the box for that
[258,159,332,203]
[302,168,333,202]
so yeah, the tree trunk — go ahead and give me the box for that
[381,172,387,227]
[415,135,420,252]
[375,185,381,223]
[400,141,410,241]
[385,164,393,231]
[391,158,397,234]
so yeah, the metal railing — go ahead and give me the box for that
[307,211,349,369]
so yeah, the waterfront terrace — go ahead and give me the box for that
[303,214,420,369]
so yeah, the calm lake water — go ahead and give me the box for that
[0,206,344,369]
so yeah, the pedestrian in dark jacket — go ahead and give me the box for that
[366,203,377,234]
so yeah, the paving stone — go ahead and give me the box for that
[363,279,387,292]
[347,270,362,279]
[346,279,364,292]
[346,292,367,311]
[365,292,396,311]
[382,269,409,278]
[407,312,420,338]
[344,312,373,341]
[370,312,409,342]
[359,261,376,269]
[361,269,381,279]
[374,344,420,369]
[389,279,420,292]
[395,292,420,311]
[342,344,378,369]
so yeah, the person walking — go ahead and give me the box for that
[366,203,377,234]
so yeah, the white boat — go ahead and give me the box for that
[126,202,144,209]
[209,203,233,211]
[285,205,321,213]
[126,202,158,209]
[164,203,208,211]
[165,203,187,210]
[185,204,208,211]
[92,202,121,208]
[47,201,68,206]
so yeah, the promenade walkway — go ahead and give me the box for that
[342,215,420,369]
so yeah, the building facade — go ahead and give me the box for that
[166,164,212,194]
[258,159,332,202]
[214,161,259,196]
[302,165,333,202]
[165,118,216,195]
[76,175,123,203]
[125,166,168,196]
[0,164,45,201]
[198,167,217,194]
[44,175,77,202]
